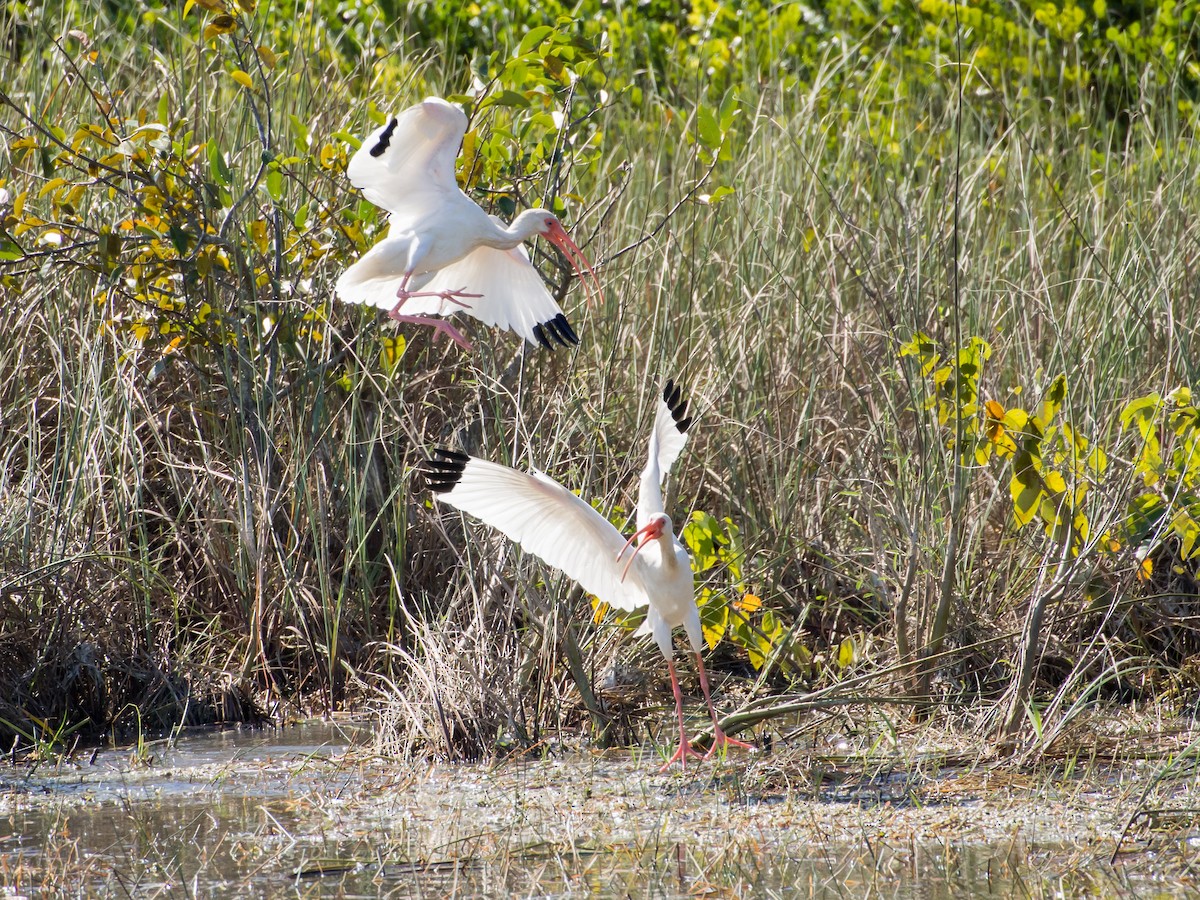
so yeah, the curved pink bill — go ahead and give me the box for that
[544,220,602,308]
[615,521,660,582]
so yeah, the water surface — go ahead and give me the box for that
[1,723,1195,897]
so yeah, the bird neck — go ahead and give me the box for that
[652,531,680,569]
[481,208,547,251]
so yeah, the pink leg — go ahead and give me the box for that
[388,313,473,351]
[386,272,482,351]
[660,659,705,772]
[390,287,483,308]
[695,652,753,758]
[390,270,483,310]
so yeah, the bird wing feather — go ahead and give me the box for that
[637,385,691,527]
[334,240,568,347]
[338,219,571,352]
[651,392,690,484]
[346,98,467,224]
[333,235,415,309]
[437,457,649,612]
[411,242,566,345]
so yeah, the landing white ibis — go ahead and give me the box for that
[335,97,601,352]
[423,382,753,770]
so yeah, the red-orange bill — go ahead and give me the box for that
[616,520,657,582]
[545,220,602,308]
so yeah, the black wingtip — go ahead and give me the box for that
[546,316,569,348]
[552,313,579,346]
[532,314,579,351]
[423,448,469,494]
[663,380,690,433]
[369,117,398,158]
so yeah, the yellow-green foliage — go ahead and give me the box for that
[1120,388,1200,562]
[905,333,1200,570]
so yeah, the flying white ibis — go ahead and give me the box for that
[335,97,602,352]
[423,381,753,770]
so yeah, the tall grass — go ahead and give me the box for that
[1,0,1198,757]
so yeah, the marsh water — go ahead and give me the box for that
[1,722,1196,897]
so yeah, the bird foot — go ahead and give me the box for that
[659,739,706,773]
[391,285,483,310]
[387,313,473,351]
[437,287,483,309]
[704,728,754,760]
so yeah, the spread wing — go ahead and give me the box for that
[637,380,692,527]
[333,234,410,309]
[409,240,578,349]
[424,450,648,611]
[346,97,467,227]
[336,224,580,351]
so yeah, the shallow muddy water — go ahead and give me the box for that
[1,722,1197,897]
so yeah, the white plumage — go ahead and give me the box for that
[335,97,599,351]
[424,381,752,769]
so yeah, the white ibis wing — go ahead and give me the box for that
[651,379,691,480]
[346,97,467,220]
[335,241,579,350]
[426,452,647,612]
[333,235,409,309]
[638,380,692,526]
[409,240,579,349]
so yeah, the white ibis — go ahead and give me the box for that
[423,381,753,770]
[335,97,602,352]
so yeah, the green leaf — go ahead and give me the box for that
[207,141,231,187]
[1169,405,1200,437]
[288,114,310,151]
[1125,493,1165,541]
[683,511,721,571]
[837,636,857,669]
[762,609,783,643]
[899,332,940,374]
[785,641,813,678]
[168,224,191,255]
[720,516,745,588]
[1172,510,1200,560]
[899,331,934,357]
[699,590,728,650]
[265,167,283,202]
[697,105,722,150]
[731,612,756,655]
[482,90,531,110]
[1119,394,1161,435]
[0,239,23,260]
[98,231,121,267]
[518,24,555,55]
[543,53,566,82]
[1040,374,1067,424]
[203,13,236,40]
[700,185,735,205]
[1011,454,1044,527]
[718,88,740,128]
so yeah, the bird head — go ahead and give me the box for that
[524,209,602,308]
[615,513,673,582]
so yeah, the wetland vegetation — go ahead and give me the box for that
[2,0,1200,891]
